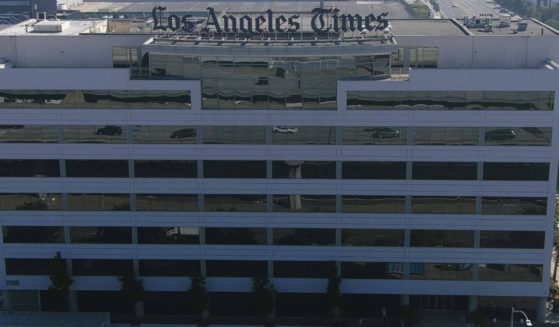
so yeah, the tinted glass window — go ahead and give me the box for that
[272,127,336,145]
[483,163,549,181]
[341,127,407,145]
[136,194,197,211]
[478,264,542,282]
[67,194,130,211]
[410,230,474,248]
[273,161,336,179]
[274,228,335,246]
[484,127,551,146]
[139,260,200,277]
[3,226,64,243]
[66,160,128,177]
[134,160,197,178]
[0,125,58,143]
[274,261,334,278]
[0,193,61,210]
[5,259,52,275]
[413,127,479,145]
[202,126,266,144]
[134,126,196,144]
[204,194,266,212]
[205,227,267,245]
[341,262,404,279]
[138,227,200,244]
[272,195,336,212]
[411,196,476,214]
[342,196,405,213]
[0,160,59,177]
[410,263,473,280]
[342,162,406,179]
[73,259,133,276]
[70,227,132,244]
[481,197,547,215]
[412,162,477,180]
[64,125,126,144]
[342,229,404,247]
[480,231,545,249]
[203,161,266,178]
[206,260,268,277]
[79,90,191,109]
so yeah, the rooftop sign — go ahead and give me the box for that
[152,6,389,34]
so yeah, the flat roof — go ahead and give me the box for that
[462,18,559,36]
[0,19,105,35]
[390,19,469,36]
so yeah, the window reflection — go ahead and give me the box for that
[342,229,404,246]
[66,160,129,178]
[205,227,267,245]
[274,228,335,246]
[272,161,335,179]
[341,262,404,279]
[136,194,197,211]
[272,195,336,212]
[410,263,473,280]
[478,264,542,282]
[138,227,199,244]
[411,196,476,214]
[134,160,197,178]
[206,261,268,277]
[341,196,405,213]
[0,193,61,210]
[342,162,406,179]
[203,160,266,178]
[274,261,334,278]
[139,260,200,276]
[410,230,474,248]
[3,226,64,243]
[202,126,265,144]
[483,163,549,181]
[133,126,196,144]
[413,127,479,145]
[0,125,57,143]
[484,127,552,146]
[412,162,477,180]
[342,127,407,145]
[70,227,132,244]
[67,194,130,211]
[481,197,547,215]
[204,194,266,212]
[480,231,545,249]
[5,259,52,275]
[272,126,336,145]
[64,125,126,144]
[73,259,133,276]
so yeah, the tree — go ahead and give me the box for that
[251,276,276,319]
[325,262,343,319]
[188,274,209,323]
[119,273,144,319]
[48,252,73,310]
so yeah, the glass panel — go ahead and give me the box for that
[483,163,549,181]
[206,261,267,277]
[205,227,267,245]
[342,162,406,179]
[204,194,266,212]
[341,196,405,213]
[342,127,407,145]
[0,193,61,210]
[0,125,58,143]
[138,227,199,244]
[70,227,132,244]
[0,160,59,177]
[67,194,130,211]
[484,127,552,146]
[202,126,265,144]
[341,262,404,279]
[273,228,335,246]
[411,196,476,214]
[133,126,196,144]
[272,161,335,179]
[3,226,64,243]
[73,259,133,276]
[342,229,404,246]
[414,127,479,145]
[273,261,334,278]
[136,194,197,211]
[5,259,52,275]
[134,160,197,178]
[139,260,200,276]
[478,264,542,282]
[481,197,547,215]
[64,125,126,144]
[410,230,474,247]
[203,161,266,178]
[410,263,473,280]
[65,160,129,177]
[271,126,336,145]
[480,231,545,249]
[272,195,336,212]
[412,162,477,180]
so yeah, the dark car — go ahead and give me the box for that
[169,128,196,139]
[485,129,516,141]
[363,127,401,138]
[95,125,123,136]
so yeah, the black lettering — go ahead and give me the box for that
[240,15,252,33]
[205,7,222,33]
[364,13,376,31]
[152,6,167,31]
[181,14,194,32]
[275,15,287,33]
[222,14,238,32]
[266,9,274,32]
[168,14,180,31]
[340,14,364,31]
[288,15,300,32]
[333,9,340,32]
[311,8,332,33]
[375,12,389,30]
[255,15,266,33]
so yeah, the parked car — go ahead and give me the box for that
[362,127,401,138]
[169,128,196,139]
[95,125,123,136]
[273,126,298,134]
[485,129,516,141]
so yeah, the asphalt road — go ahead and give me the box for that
[436,0,505,19]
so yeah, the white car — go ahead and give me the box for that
[273,126,298,134]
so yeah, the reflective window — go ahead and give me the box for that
[481,197,547,215]
[0,193,61,210]
[66,160,129,177]
[138,227,199,244]
[272,126,336,145]
[63,125,126,144]
[410,230,474,248]
[478,264,542,282]
[341,262,404,279]
[273,261,334,278]
[341,196,405,213]
[5,259,52,275]
[411,196,476,214]
[3,226,64,243]
[274,228,335,246]
[133,126,196,144]
[67,194,130,211]
[70,227,132,244]
[342,229,404,247]
[480,231,545,249]
[73,259,133,276]
[412,162,477,180]
[341,127,407,145]
[206,260,268,277]
[202,126,266,144]
[342,162,406,179]
[112,47,138,68]
[483,163,549,181]
[139,260,200,276]
[0,160,59,177]
[272,195,336,212]
[410,263,473,280]
[484,127,551,146]
[413,127,479,145]
[203,161,266,178]
[204,194,266,212]
[136,194,197,211]
[134,160,197,178]
[205,227,267,245]
[272,161,335,179]
[0,125,58,143]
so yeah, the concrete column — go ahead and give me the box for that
[468,296,478,312]
[68,291,78,312]
[536,297,546,322]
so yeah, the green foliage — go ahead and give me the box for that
[188,274,208,316]
[119,273,144,303]
[468,309,489,327]
[48,252,73,294]
[430,0,440,12]
[251,276,276,316]
[398,0,431,18]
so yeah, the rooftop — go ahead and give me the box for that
[0,19,106,35]
[389,19,469,36]
[462,18,558,36]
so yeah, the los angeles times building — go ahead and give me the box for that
[0,4,557,323]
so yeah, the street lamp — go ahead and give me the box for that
[510,307,533,327]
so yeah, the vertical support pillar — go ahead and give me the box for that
[536,297,546,322]
[468,296,478,312]
[401,294,410,306]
